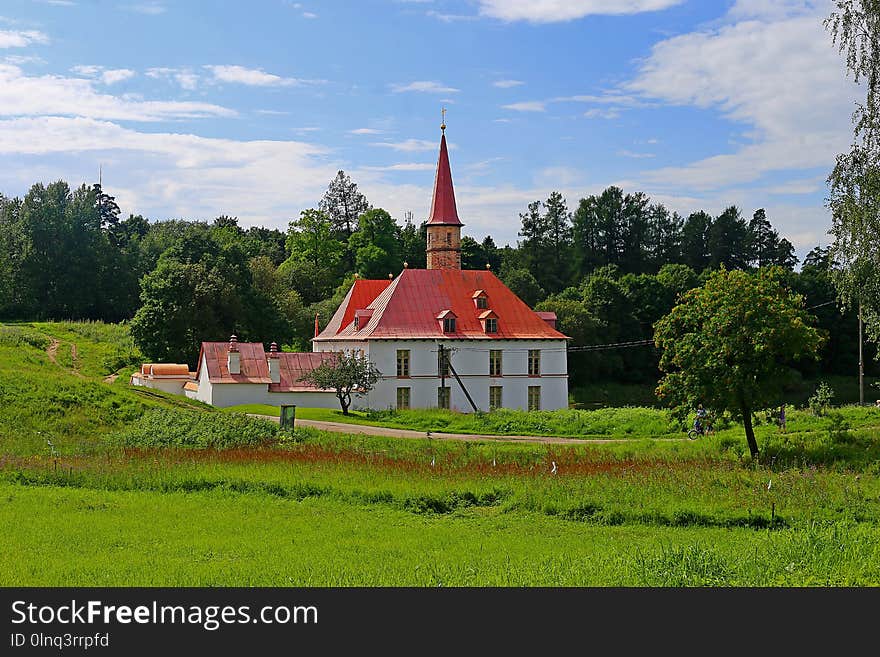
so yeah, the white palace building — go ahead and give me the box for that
[133,123,569,412]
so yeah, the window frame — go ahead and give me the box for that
[396,349,410,378]
[489,385,503,410]
[489,350,502,377]
[396,387,411,410]
[443,317,456,333]
[528,349,541,377]
[438,386,451,409]
[484,317,498,333]
[528,385,541,411]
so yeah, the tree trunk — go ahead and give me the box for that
[339,392,350,416]
[741,403,759,459]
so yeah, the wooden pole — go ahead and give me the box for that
[859,303,864,406]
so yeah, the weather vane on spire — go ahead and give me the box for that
[441,106,446,133]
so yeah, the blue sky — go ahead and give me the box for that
[0,0,862,262]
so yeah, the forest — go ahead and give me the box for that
[0,170,875,391]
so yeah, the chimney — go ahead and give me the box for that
[227,334,241,375]
[267,341,280,384]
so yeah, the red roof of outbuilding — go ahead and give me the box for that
[314,268,568,341]
[426,132,462,226]
[269,352,336,392]
[197,341,271,384]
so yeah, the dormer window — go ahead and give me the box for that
[436,309,457,333]
[354,309,373,331]
[479,310,498,333]
[472,290,488,310]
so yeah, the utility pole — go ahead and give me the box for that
[858,302,864,406]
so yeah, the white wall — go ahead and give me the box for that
[316,339,569,412]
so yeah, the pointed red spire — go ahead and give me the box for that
[427,130,463,226]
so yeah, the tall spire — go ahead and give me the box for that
[426,114,462,227]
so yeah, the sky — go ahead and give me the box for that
[0,0,864,263]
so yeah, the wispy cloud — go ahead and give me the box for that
[370,138,439,152]
[364,162,435,171]
[426,10,478,22]
[0,29,49,48]
[125,2,166,15]
[205,64,323,87]
[477,0,685,23]
[390,80,459,94]
[146,67,199,90]
[0,63,234,121]
[584,108,620,119]
[502,101,545,112]
[349,127,383,135]
[493,79,523,88]
[617,149,655,159]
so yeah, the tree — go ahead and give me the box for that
[299,351,381,415]
[518,192,573,294]
[680,211,713,272]
[281,209,344,303]
[319,170,371,270]
[825,1,880,343]
[654,268,823,458]
[349,208,401,278]
[708,206,750,270]
[501,268,545,307]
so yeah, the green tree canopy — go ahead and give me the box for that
[654,267,823,458]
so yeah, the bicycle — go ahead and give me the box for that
[687,419,715,440]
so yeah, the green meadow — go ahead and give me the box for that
[2,321,880,586]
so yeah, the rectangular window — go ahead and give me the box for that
[489,350,502,377]
[476,296,488,309]
[528,386,541,411]
[443,317,456,333]
[438,349,450,377]
[438,386,450,409]
[528,349,541,376]
[396,349,410,378]
[446,231,451,244]
[489,386,503,410]
[485,318,498,333]
[396,387,410,410]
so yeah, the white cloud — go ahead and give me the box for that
[493,79,524,88]
[478,0,685,23]
[71,64,101,77]
[126,2,166,15]
[205,64,322,87]
[0,116,337,228]
[584,108,620,119]
[426,10,478,22]
[101,69,135,85]
[390,80,460,94]
[302,11,318,18]
[0,64,234,121]
[0,29,49,48]
[624,6,858,190]
[502,101,546,112]
[146,67,199,90]
[364,163,435,172]
[617,150,655,159]
[349,128,383,135]
[370,139,439,152]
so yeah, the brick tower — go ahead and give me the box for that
[425,115,463,270]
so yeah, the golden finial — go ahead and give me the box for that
[441,106,446,133]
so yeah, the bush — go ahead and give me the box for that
[808,381,835,417]
[113,408,278,449]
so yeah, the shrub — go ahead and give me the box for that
[113,408,278,449]
[808,381,835,417]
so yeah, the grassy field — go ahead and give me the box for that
[2,321,880,586]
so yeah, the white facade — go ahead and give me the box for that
[315,339,568,412]
[181,353,340,409]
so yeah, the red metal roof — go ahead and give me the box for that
[426,132,462,226]
[269,352,336,392]
[317,278,392,339]
[197,341,271,384]
[315,268,568,341]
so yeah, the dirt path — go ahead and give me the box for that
[249,415,669,445]
[103,373,119,384]
[46,338,60,365]
[45,338,85,378]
